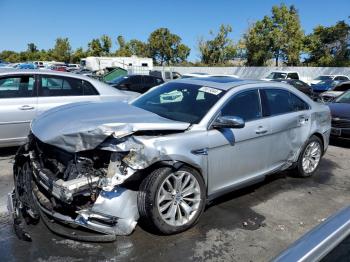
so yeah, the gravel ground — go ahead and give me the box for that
[0,140,349,262]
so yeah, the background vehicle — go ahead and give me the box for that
[311,79,347,94]
[10,77,331,240]
[81,56,153,72]
[319,81,350,102]
[310,75,349,85]
[66,64,80,72]
[0,69,139,147]
[273,79,313,97]
[262,71,300,81]
[107,74,164,93]
[328,90,350,140]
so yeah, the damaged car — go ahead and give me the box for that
[8,76,331,241]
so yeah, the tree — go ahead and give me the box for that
[243,4,304,66]
[115,35,132,56]
[198,24,236,65]
[244,17,273,66]
[304,21,350,66]
[128,39,149,57]
[71,47,86,63]
[52,37,71,62]
[87,38,103,56]
[270,4,304,66]
[148,28,190,65]
[27,43,38,53]
[100,35,112,55]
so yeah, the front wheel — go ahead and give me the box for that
[138,166,206,235]
[295,135,323,177]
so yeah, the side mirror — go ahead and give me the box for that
[212,116,245,129]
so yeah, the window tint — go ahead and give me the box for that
[334,83,350,92]
[221,90,262,121]
[261,89,308,116]
[288,73,299,80]
[143,76,155,85]
[155,78,163,84]
[0,75,35,98]
[40,76,98,96]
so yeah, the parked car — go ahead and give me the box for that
[15,63,37,70]
[150,70,182,81]
[328,90,350,140]
[0,69,139,148]
[262,71,300,81]
[311,79,346,94]
[319,81,350,102]
[273,79,313,97]
[107,74,164,94]
[9,77,331,241]
[310,75,349,85]
[66,64,80,72]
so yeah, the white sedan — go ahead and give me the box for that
[0,69,139,147]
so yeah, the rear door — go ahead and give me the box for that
[36,75,100,116]
[260,88,311,170]
[0,74,37,146]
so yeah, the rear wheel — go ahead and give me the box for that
[295,135,323,177]
[138,166,206,234]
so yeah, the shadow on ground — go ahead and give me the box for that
[0,147,18,158]
[330,138,350,149]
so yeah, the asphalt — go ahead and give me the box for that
[0,140,350,262]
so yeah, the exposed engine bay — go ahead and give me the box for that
[10,132,178,242]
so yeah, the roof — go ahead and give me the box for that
[173,76,263,91]
[0,68,93,82]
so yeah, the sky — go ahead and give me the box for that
[1,0,349,61]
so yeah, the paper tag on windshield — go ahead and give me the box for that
[199,86,222,95]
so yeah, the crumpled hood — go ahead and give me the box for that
[31,101,190,152]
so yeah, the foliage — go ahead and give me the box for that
[100,35,112,55]
[148,28,190,65]
[244,4,304,66]
[198,25,237,65]
[87,38,103,56]
[51,38,71,62]
[304,21,350,66]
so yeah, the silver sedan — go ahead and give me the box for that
[10,76,331,240]
[0,69,138,147]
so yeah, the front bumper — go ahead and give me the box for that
[10,144,140,241]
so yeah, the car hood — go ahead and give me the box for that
[31,101,190,152]
[328,103,350,119]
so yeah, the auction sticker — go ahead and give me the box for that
[199,86,222,95]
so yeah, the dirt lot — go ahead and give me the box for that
[0,140,350,262]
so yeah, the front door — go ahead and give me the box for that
[207,89,271,195]
[0,74,37,146]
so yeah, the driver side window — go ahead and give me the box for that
[221,90,262,122]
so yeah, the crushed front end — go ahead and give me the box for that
[9,134,141,242]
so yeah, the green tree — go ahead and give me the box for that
[27,43,38,53]
[128,39,149,57]
[100,35,112,55]
[87,38,103,56]
[198,24,236,65]
[243,4,304,66]
[244,17,273,66]
[115,35,132,56]
[304,21,350,66]
[148,28,190,65]
[71,47,86,63]
[52,37,71,62]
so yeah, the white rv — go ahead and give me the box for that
[81,56,153,74]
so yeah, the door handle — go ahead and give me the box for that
[19,105,35,110]
[255,126,268,135]
[299,115,309,124]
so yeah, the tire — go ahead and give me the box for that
[294,135,323,177]
[138,166,206,235]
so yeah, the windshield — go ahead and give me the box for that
[317,80,337,86]
[266,72,287,79]
[335,91,350,104]
[315,76,332,81]
[109,76,128,85]
[132,82,225,124]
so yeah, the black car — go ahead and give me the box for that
[328,90,350,140]
[108,75,164,94]
[273,79,314,97]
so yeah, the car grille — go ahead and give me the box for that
[332,118,350,128]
